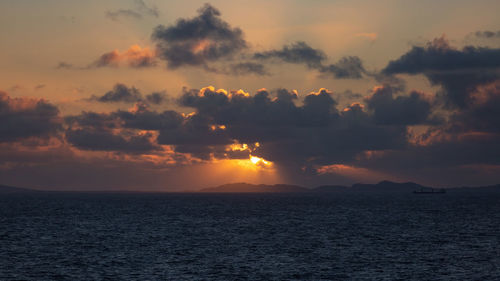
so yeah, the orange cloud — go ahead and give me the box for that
[315,163,392,183]
[93,45,157,68]
[354,32,378,41]
[191,39,212,54]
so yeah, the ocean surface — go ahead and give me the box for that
[1,191,499,280]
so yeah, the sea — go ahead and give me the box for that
[1,191,499,280]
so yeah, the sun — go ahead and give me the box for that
[250,156,260,164]
[250,156,272,167]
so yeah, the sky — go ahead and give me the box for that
[1,0,500,191]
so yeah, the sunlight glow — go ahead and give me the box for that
[250,156,272,167]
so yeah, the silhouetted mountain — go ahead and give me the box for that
[3,181,500,194]
[314,185,349,192]
[199,183,309,193]
[349,181,430,193]
[199,181,434,193]
[199,180,450,194]
[0,185,39,193]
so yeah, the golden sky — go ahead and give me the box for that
[1,0,500,190]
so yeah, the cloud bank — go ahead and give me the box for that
[4,25,500,189]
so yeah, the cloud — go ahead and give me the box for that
[174,86,406,164]
[227,62,268,76]
[65,105,162,153]
[151,3,247,69]
[145,92,167,105]
[254,41,365,79]
[351,126,500,187]
[383,35,500,108]
[91,45,157,68]
[64,101,229,159]
[9,85,24,92]
[106,9,143,21]
[89,84,143,103]
[367,35,500,185]
[157,113,233,148]
[64,111,120,130]
[34,84,46,90]
[447,81,500,134]
[4,78,500,187]
[105,0,159,22]
[114,103,184,131]
[364,85,438,125]
[0,91,61,143]
[384,36,500,74]
[65,129,159,153]
[354,32,378,41]
[253,41,326,69]
[88,83,168,105]
[94,5,365,78]
[56,62,73,69]
[318,56,365,79]
[474,30,500,39]
[373,37,500,181]
[135,0,159,18]
[70,85,407,163]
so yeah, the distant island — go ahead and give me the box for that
[0,185,41,194]
[198,181,431,193]
[198,181,500,193]
[1,181,499,194]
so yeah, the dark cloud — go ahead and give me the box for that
[175,86,406,164]
[93,51,121,68]
[383,36,500,108]
[97,5,363,77]
[300,88,337,126]
[474,30,500,39]
[332,90,363,107]
[254,41,365,79]
[65,105,162,153]
[65,101,230,160]
[254,41,326,68]
[114,105,183,131]
[447,81,500,134]
[145,92,167,105]
[65,111,120,130]
[105,0,158,22]
[4,79,500,187]
[157,113,232,146]
[134,0,159,18]
[106,9,143,21]
[364,85,438,125]
[151,4,247,69]
[318,56,365,79]
[89,84,143,103]
[228,62,268,76]
[66,129,159,153]
[384,37,500,74]
[93,51,120,67]
[374,37,500,184]
[0,91,61,142]
[353,133,500,187]
[71,85,406,163]
[88,83,167,105]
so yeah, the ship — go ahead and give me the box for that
[413,187,446,194]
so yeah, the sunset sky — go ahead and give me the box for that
[1,0,500,190]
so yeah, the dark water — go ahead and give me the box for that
[1,192,499,280]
